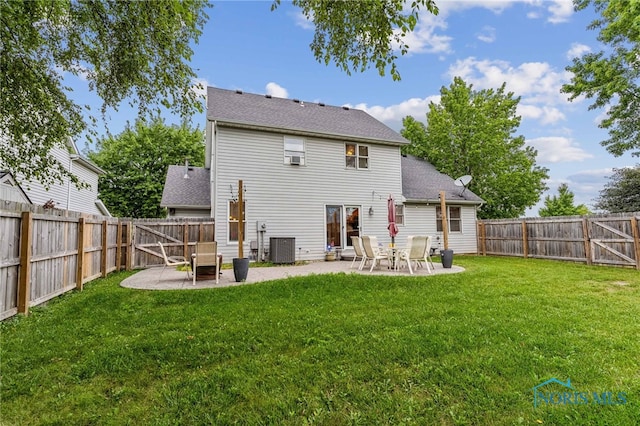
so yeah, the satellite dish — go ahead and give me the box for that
[454,175,472,195]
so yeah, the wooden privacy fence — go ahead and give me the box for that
[0,204,214,320]
[477,212,640,269]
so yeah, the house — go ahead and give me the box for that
[161,87,482,261]
[0,138,111,216]
[0,171,32,204]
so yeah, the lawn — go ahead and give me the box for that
[1,256,639,425]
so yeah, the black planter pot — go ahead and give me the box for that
[233,258,250,282]
[440,249,454,269]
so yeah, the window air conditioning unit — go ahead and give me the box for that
[290,156,301,165]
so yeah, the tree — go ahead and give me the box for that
[402,77,549,219]
[539,183,591,217]
[2,0,441,191]
[88,119,204,218]
[1,0,209,189]
[594,165,640,213]
[561,0,640,157]
[273,0,439,81]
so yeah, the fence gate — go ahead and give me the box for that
[589,219,638,267]
[132,219,215,268]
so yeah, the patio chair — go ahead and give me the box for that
[361,236,389,272]
[158,242,191,279]
[350,236,367,270]
[398,235,432,274]
[192,241,220,285]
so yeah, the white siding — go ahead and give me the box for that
[213,126,403,261]
[16,146,107,216]
[403,204,478,254]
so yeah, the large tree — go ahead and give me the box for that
[89,119,204,218]
[594,165,640,213]
[2,0,440,190]
[561,0,640,157]
[402,77,549,219]
[539,183,591,217]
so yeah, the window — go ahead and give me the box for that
[228,200,246,242]
[395,204,404,225]
[345,143,369,169]
[284,136,305,165]
[436,206,462,232]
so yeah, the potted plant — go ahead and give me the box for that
[325,244,336,261]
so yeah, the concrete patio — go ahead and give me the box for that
[120,259,465,290]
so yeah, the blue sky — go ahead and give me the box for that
[70,0,637,216]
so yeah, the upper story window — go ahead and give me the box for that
[395,204,405,225]
[345,143,369,169]
[436,206,462,233]
[284,136,305,165]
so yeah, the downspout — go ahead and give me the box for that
[67,154,79,210]
[211,120,217,224]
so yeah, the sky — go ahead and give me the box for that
[69,0,637,216]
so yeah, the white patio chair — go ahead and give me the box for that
[398,235,432,274]
[192,241,220,285]
[350,236,367,270]
[158,242,191,279]
[361,236,389,272]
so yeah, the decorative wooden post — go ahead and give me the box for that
[440,191,448,250]
[238,179,244,259]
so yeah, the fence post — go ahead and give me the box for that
[101,220,108,277]
[521,220,528,258]
[183,222,189,259]
[76,217,85,290]
[18,211,33,315]
[116,220,123,272]
[582,218,592,265]
[631,216,640,270]
[126,221,133,271]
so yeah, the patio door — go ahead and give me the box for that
[325,205,360,249]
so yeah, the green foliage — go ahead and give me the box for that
[89,119,204,218]
[273,0,439,81]
[561,0,640,157]
[402,77,549,219]
[0,0,209,188]
[2,259,639,425]
[595,165,640,213]
[539,183,591,217]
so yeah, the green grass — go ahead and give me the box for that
[2,256,639,425]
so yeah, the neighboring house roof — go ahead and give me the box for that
[401,155,483,205]
[207,87,408,146]
[161,165,210,208]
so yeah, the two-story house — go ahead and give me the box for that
[161,87,482,261]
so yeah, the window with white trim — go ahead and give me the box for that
[228,200,246,242]
[436,206,462,232]
[395,204,405,225]
[345,143,369,169]
[284,136,305,165]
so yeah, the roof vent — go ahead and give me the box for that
[265,94,272,98]
[319,102,325,107]
[293,99,300,103]
[342,106,350,110]
[235,89,243,94]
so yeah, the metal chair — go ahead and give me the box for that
[192,241,219,285]
[158,242,191,279]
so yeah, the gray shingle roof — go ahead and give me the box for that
[207,87,408,145]
[160,165,210,208]
[401,155,483,204]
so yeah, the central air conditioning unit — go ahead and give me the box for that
[270,237,295,264]
[290,156,301,165]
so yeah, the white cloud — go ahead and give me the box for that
[191,78,210,99]
[518,104,566,124]
[265,82,289,98]
[567,42,591,61]
[477,26,496,43]
[394,13,453,55]
[527,136,594,163]
[291,10,314,30]
[545,0,574,24]
[346,95,441,130]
